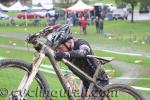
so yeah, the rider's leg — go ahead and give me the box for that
[78,81,88,100]
[96,68,109,86]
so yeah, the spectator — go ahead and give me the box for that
[78,15,82,34]
[10,17,16,26]
[66,17,73,26]
[54,14,59,24]
[95,16,100,33]
[34,16,40,26]
[70,13,77,26]
[99,18,104,34]
[91,16,95,25]
[46,17,51,26]
[81,17,87,35]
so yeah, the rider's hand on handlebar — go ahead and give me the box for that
[55,51,66,61]
[55,51,70,61]
[26,34,39,44]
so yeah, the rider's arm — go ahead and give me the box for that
[54,44,91,61]
[68,44,91,58]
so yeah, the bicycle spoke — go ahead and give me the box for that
[0,67,44,100]
[101,84,145,100]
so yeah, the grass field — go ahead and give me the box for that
[0,19,150,99]
[0,37,26,46]
[0,48,148,100]
[0,47,149,85]
[0,68,139,100]
[0,20,150,52]
[0,47,121,76]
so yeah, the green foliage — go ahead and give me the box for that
[115,0,126,8]
[54,0,76,8]
[115,0,138,22]
[123,0,138,6]
[115,0,138,6]
[139,0,150,7]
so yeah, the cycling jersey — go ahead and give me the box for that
[66,39,109,89]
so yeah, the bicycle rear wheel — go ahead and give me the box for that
[0,59,51,100]
[101,84,145,100]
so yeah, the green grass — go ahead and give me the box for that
[0,18,47,27]
[0,37,26,46]
[72,21,150,52]
[0,68,132,100]
[95,50,150,68]
[0,53,145,100]
[4,12,18,17]
[0,68,147,100]
[0,68,44,100]
[0,67,68,100]
[0,47,121,76]
[0,20,150,99]
[95,50,150,89]
[0,46,149,77]
[0,20,149,52]
[0,48,119,100]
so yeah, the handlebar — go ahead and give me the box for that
[26,24,60,45]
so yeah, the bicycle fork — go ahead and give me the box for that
[13,53,45,100]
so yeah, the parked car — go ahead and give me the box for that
[112,9,128,20]
[104,12,113,20]
[0,12,9,19]
[35,10,55,18]
[16,12,45,19]
[139,7,149,14]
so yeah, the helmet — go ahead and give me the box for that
[46,24,72,48]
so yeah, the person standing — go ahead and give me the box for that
[81,17,87,35]
[95,16,100,33]
[78,13,84,34]
[99,18,104,34]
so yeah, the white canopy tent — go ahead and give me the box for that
[6,1,30,26]
[65,0,94,12]
[32,0,53,10]
[31,2,45,11]
[7,1,29,11]
[0,3,9,11]
[40,0,53,10]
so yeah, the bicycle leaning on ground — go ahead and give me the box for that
[0,26,145,100]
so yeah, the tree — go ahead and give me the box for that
[0,0,17,6]
[115,0,138,23]
[115,0,126,8]
[54,0,77,8]
[139,0,150,7]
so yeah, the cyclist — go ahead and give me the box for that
[32,24,109,96]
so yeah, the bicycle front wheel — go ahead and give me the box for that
[0,59,51,100]
[102,84,145,100]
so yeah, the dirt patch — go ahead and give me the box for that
[110,60,144,84]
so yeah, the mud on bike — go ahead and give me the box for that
[0,26,145,100]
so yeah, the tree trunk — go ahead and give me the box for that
[131,4,134,23]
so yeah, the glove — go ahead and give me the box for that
[26,34,38,44]
[55,51,66,61]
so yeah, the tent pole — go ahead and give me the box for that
[65,12,67,24]
[25,11,28,26]
[94,9,95,18]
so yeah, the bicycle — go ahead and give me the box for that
[0,26,145,100]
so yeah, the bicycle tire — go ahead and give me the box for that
[103,84,145,100]
[0,59,51,100]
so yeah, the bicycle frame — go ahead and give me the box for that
[16,50,45,99]
[17,45,106,100]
